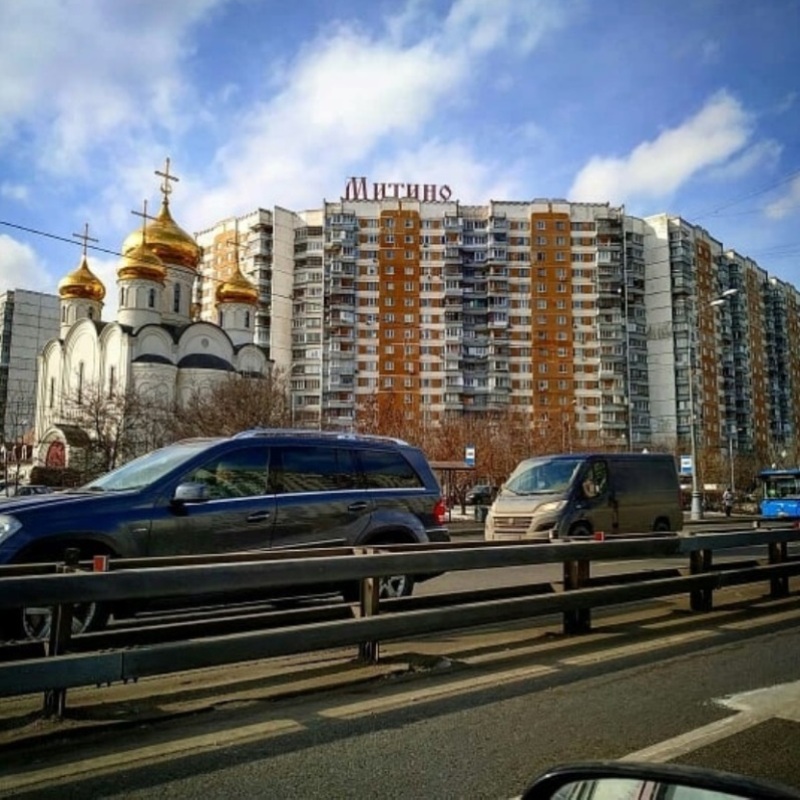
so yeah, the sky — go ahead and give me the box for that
[1,0,799,317]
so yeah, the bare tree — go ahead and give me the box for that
[166,369,292,440]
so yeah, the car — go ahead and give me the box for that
[0,428,449,639]
[465,483,494,506]
[6,485,54,498]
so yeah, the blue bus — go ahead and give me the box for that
[757,468,800,517]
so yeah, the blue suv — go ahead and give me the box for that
[0,429,449,639]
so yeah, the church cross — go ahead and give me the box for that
[155,157,179,201]
[130,199,156,245]
[72,222,98,257]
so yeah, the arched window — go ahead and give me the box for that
[148,288,156,308]
[77,361,85,404]
[173,283,181,313]
[218,311,224,327]
[49,377,55,409]
[245,311,251,329]
[119,287,125,307]
[61,306,66,322]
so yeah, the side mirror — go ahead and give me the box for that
[172,481,210,504]
[523,762,800,800]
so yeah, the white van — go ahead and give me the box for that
[484,452,683,542]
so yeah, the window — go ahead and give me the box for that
[108,366,116,397]
[173,284,181,313]
[76,361,85,404]
[360,449,424,489]
[49,377,55,409]
[245,311,251,328]
[271,445,357,493]
[148,288,156,309]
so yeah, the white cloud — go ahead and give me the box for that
[0,183,28,202]
[569,91,755,205]
[187,0,571,228]
[0,0,224,172]
[765,175,800,220]
[0,235,54,295]
[708,139,782,180]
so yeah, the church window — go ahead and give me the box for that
[119,287,125,307]
[245,311,251,329]
[88,307,94,320]
[49,378,55,409]
[61,306,66,322]
[109,366,116,397]
[173,284,181,313]
[218,311,224,326]
[77,361,85,404]
[148,288,156,308]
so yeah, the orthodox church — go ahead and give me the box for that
[34,160,270,470]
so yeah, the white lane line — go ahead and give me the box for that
[624,679,800,763]
[0,719,304,795]
[721,607,800,631]
[561,629,715,666]
[320,663,557,720]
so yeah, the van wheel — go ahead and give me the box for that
[568,523,592,540]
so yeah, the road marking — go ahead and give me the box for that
[320,663,557,720]
[623,679,800,763]
[0,718,304,795]
[464,632,623,666]
[560,629,715,666]
[720,606,800,631]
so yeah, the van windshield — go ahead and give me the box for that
[504,457,583,495]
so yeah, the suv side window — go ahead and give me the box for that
[360,449,424,489]
[185,445,269,499]
[270,446,358,493]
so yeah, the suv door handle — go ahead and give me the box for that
[347,502,369,512]
[247,511,272,522]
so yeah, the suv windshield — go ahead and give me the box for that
[504,458,582,495]
[81,439,222,492]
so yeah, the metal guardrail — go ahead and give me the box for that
[0,527,799,717]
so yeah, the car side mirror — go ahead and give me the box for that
[173,482,210,504]
[522,762,800,800]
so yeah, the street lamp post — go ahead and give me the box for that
[687,288,739,521]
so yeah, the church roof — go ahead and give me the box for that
[132,353,174,365]
[177,353,234,371]
[58,255,106,302]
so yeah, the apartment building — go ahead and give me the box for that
[193,194,797,465]
[0,289,59,442]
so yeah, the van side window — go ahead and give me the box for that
[582,462,608,498]
[271,446,358,493]
[360,449,424,489]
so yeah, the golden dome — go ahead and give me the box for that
[117,243,166,284]
[58,255,106,302]
[121,199,201,270]
[216,267,259,306]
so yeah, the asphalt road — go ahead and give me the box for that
[4,590,800,799]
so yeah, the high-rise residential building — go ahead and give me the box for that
[193,192,798,468]
[195,208,294,372]
[0,289,59,443]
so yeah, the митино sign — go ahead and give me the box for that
[343,176,454,203]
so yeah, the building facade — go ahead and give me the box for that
[0,289,59,445]
[189,188,798,469]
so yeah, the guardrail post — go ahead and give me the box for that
[689,549,713,612]
[42,547,80,718]
[768,541,789,598]
[563,559,591,634]
[357,568,381,663]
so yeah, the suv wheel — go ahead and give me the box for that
[379,573,414,600]
[19,601,109,642]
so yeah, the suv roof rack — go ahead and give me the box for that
[231,428,410,446]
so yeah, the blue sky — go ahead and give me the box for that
[1,0,799,314]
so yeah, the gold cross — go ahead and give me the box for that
[130,199,156,245]
[72,222,98,257]
[155,157,179,200]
